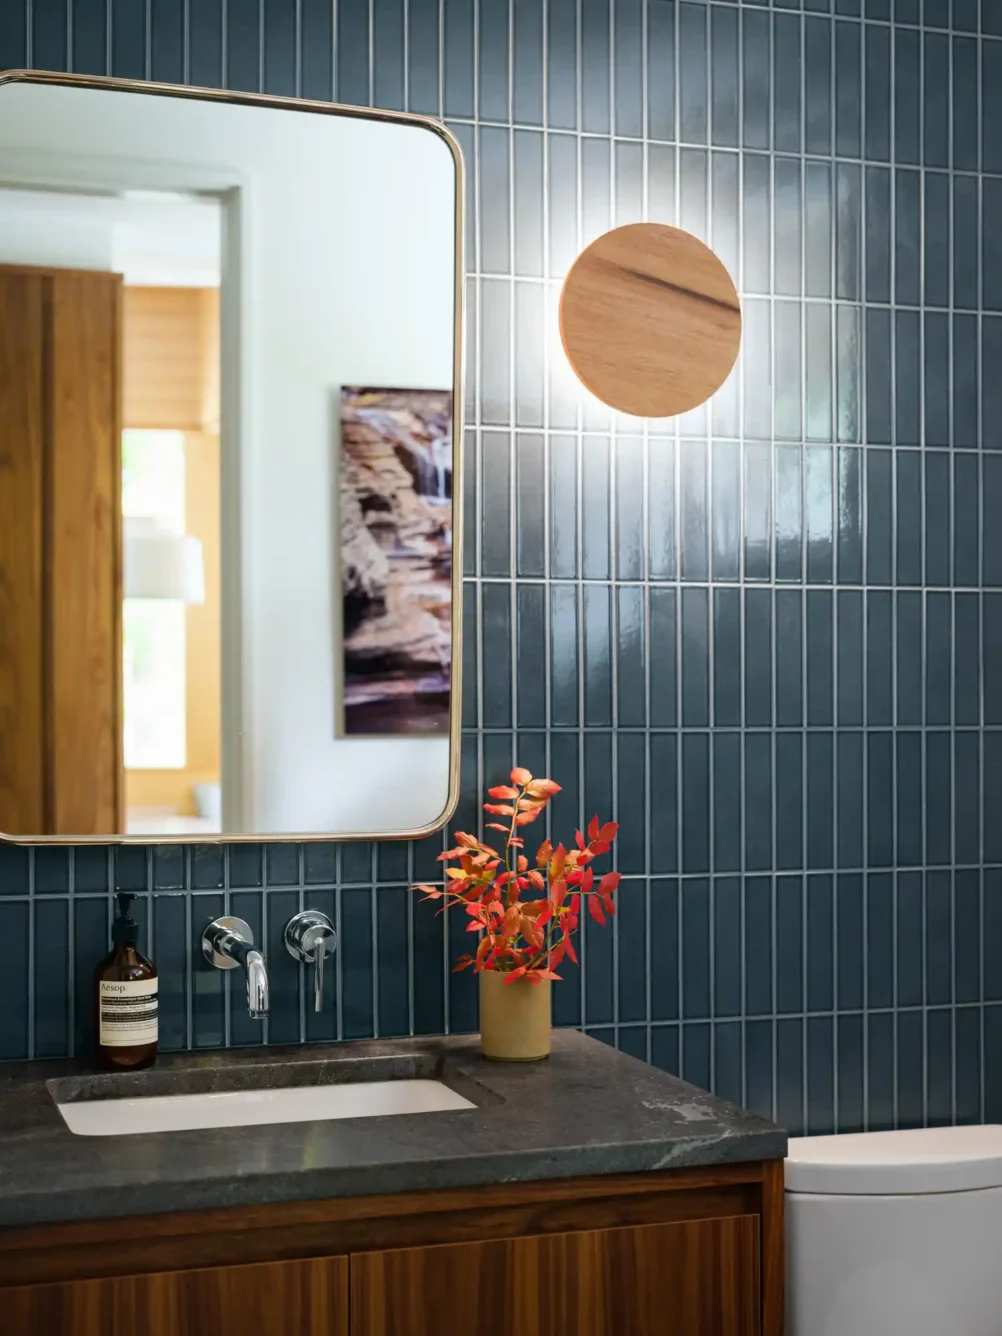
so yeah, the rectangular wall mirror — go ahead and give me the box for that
[0,72,463,843]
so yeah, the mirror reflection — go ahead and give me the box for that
[0,76,462,842]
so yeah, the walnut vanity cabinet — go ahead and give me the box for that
[0,1161,784,1336]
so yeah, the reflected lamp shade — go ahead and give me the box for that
[124,515,206,605]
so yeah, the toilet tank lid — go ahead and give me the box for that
[785,1125,1002,1195]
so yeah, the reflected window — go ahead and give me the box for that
[122,429,187,770]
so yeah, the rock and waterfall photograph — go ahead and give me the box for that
[339,386,453,736]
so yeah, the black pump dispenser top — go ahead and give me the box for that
[112,892,139,946]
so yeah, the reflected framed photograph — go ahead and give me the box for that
[339,386,453,736]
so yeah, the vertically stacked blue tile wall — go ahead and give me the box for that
[1,0,1000,1137]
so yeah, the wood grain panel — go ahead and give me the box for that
[0,1167,763,1286]
[47,270,123,835]
[559,222,741,418]
[4,1254,348,1336]
[351,1214,760,1336]
[0,269,46,833]
[760,1159,785,1336]
[124,287,217,431]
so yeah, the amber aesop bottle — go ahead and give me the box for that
[94,892,158,1070]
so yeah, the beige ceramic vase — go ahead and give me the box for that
[479,970,552,1061]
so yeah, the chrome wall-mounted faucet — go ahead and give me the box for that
[285,910,337,1012]
[202,916,269,1019]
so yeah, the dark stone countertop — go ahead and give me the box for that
[0,1030,785,1229]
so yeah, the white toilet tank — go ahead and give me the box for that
[786,1124,1002,1336]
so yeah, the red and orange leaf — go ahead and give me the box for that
[579,867,594,894]
[488,785,519,800]
[575,828,587,851]
[536,838,553,868]
[486,823,509,833]
[564,936,579,965]
[588,896,606,926]
[517,854,528,872]
[510,766,532,786]
[515,809,542,826]
[525,778,561,798]
[483,802,516,816]
[598,871,621,896]
[587,814,601,841]
[528,869,545,890]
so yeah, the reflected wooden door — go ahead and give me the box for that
[0,263,122,835]
[4,1254,349,1336]
[350,1215,761,1336]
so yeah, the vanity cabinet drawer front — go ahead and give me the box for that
[350,1213,761,1336]
[3,1253,349,1336]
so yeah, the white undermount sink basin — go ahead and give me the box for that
[56,1079,476,1137]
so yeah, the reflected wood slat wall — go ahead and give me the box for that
[0,263,122,837]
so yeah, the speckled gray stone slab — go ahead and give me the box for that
[0,1031,785,1228]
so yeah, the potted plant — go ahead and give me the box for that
[412,767,619,1061]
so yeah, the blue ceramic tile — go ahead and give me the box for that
[897,1010,925,1127]
[867,733,894,868]
[35,848,69,895]
[925,591,952,723]
[955,870,980,1005]
[679,3,708,145]
[73,847,109,893]
[301,0,334,101]
[924,316,950,449]
[743,157,771,297]
[745,1019,774,1121]
[837,873,864,1010]
[682,881,711,1020]
[835,165,862,303]
[776,877,803,1013]
[984,42,1002,175]
[617,734,647,876]
[713,734,742,874]
[837,590,864,726]
[154,894,188,1052]
[953,36,979,173]
[925,732,953,866]
[835,21,861,158]
[744,441,773,578]
[650,879,679,1022]
[73,898,106,1058]
[516,585,547,729]
[985,870,1002,1001]
[229,845,262,889]
[616,586,646,730]
[894,312,921,448]
[807,733,835,869]
[985,319,1002,451]
[375,888,410,1037]
[711,442,741,581]
[805,17,832,155]
[477,0,508,120]
[647,3,676,142]
[866,591,893,726]
[984,596,1002,724]
[512,0,542,124]
[584,584,613,727]
[263,0,297,96]
[581,0,610,134]
[955,733,981,867]
[867,1012,895,1130]
[867,873,894,1009]
[865,310,892,445]
[956,1006,982,1125]
[776,590,804,728]
[152,847,184,892]
[376,841,408,885]
[681,733,710,873]
[341,887,375,1040]
[651,1023,680,1075]
[926,1009,952,1125]
[894,28,921,165]
[33,0,68,71]
[954,0,978,28]
[895,449,922,580]
[549,435,578,578]
[744,587,772,727]
[807,1016,835,1134]
[926,870,953,1006]
[837,735,864,867]
[681,1022,712,1093]
[479,128,511,275]
[710,5,739,148]
[513,136,544,280]
[743,302,773,442]
[186,0,222,87]
[896,591,923,724]
[806,590,834,726]
[742,9,771,150]
[896,871,924,1008]
[836,447,863,578]
[864,25,891,161]
[777,1017,805,1136]
[773,13,801,155]
[774,737,806,871]
[774,442,802,571]
[714,1020,743,1109]
[0,902,29,1059]
[866,450,893,582]
[744,734,773,872]
[865,169,892,306]
[547,0,577,130]
[33,898,69,1058]
[649,589,678,729]
[115,846,147,893]
[895,170,921,307]
[896,731,924,866]
[713,589,741,728]
[482,583,513,727]
[680,442,709,581]
[110,0,146,78]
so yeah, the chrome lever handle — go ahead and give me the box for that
[284,910,337,1013]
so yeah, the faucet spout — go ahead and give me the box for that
[201,917,270,1020]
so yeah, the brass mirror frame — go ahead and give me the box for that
[0,69,465,847]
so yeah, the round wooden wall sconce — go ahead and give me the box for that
[559,222,742,419]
